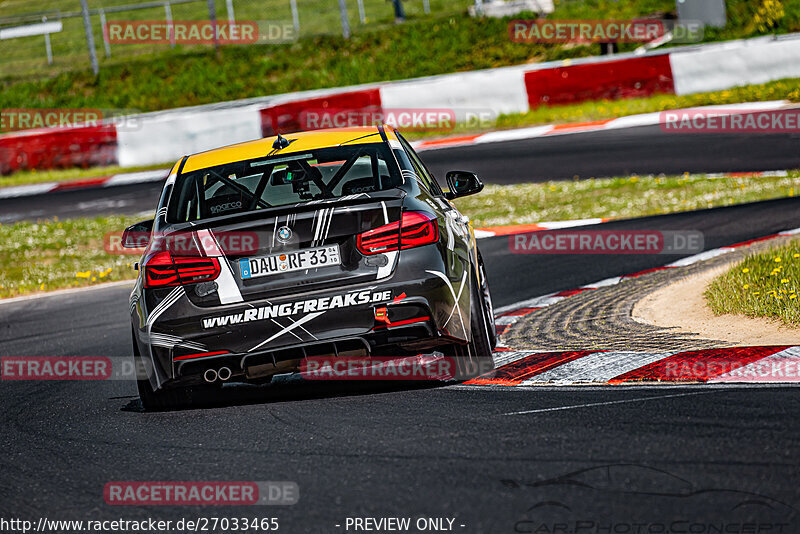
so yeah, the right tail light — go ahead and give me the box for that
[357,211,439,255]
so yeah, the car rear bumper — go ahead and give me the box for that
[133,256,472,389]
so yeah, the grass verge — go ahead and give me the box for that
[3,171,800,298]
[4,0,798,112]
[453,171,800,227]
[705,239,800,326]
[0,215,141,299]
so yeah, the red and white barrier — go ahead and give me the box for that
[524,54,674,108]
[4,34,800,173]
[0,124,117,175]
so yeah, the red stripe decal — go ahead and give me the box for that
[609,346,789,383]
[466,351,596,386]
[476,223,546,236]
[553,288,593,297]
[415,134,483,149]
[174,351,230,362]
[622,266,675,278]
[726,234,780,249]
[498,307,540,317]
[547,119,615,133]
[52,175,110,191]
[372,316,430,330]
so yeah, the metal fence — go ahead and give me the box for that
[0,0,478,77]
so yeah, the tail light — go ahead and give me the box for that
[357,211,439,255]
[144,251,221,288]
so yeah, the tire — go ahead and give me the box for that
[477,253,497,350]
[132,330,194,411]
[451,264,496,381]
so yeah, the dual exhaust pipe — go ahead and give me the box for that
[203,366,232,383]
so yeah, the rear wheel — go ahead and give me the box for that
[477,254,497,350]
[452,264,496,381]
[133,330,195,411]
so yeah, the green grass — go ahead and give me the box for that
[0,0,477,78]
[3,171,800,298]
[0,214,142,298]
[5,0,794,112]
[706,240,800,325]
[453,171,800,227]
[0,13,553,112]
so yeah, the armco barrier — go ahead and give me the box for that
[524,54,674,108]
[0,125,117,175]
[4,34,800,173]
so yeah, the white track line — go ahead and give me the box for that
[502,390,719,415]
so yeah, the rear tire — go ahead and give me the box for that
[133,330,194,411]
[477,254,497,350]
[452,265,496,381]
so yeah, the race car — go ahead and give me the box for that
[123,125,496,410]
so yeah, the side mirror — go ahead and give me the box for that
[122,219,154,249]
[445,171,483,200]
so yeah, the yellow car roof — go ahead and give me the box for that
[182,126,399,173]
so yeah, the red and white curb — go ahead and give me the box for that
[413,100,795,152]
[492,225,800,337]
[481,226,800,386]
[473,218,610,239]
[0,169,169,200]
[475,346,800,386]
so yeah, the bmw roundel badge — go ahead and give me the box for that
[277,226,293,243]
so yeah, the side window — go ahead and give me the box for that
[396,134,444,197]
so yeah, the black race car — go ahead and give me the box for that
[123,125,496,410]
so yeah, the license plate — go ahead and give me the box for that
[239,245,341,280]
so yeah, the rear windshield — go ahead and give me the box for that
[167,143,402,223]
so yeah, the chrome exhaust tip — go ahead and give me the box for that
[203,368,218,383]
[217,367,232,381]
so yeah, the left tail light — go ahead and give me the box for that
[144,251,221,288]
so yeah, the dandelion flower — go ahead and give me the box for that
[742,268,750,273]
[774,257,782,263]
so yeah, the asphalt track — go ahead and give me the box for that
[3,180,800,529]
[3,123,800,222]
